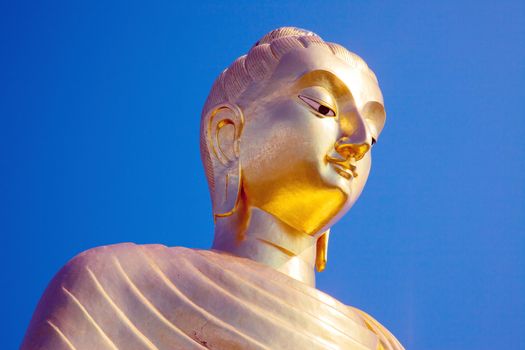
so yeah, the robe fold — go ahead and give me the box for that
[21,243,403,350]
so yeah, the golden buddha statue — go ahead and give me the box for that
[21,27,404,350]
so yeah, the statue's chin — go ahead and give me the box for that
[321,161,355,195]
[257,185,349,236]
[242,160,357,235]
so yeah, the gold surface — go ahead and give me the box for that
[22,27,404,350]
[202,27,385,286]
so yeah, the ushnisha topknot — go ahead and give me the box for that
[200,27,378,198]
[252,27,319,47]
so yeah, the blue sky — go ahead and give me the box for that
[1,1,524,349]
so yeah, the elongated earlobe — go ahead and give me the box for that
[315,230,330,272]
[204,103,244,217]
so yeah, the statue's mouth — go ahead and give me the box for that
[326,155,358,179]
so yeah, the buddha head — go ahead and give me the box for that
[200,27,385,238]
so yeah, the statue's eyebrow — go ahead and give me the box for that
[294,69,354,101]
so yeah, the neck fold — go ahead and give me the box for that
[212,206,318,287]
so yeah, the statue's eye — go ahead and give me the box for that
[298,95,336,117]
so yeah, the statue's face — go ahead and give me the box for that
[238,46,385,235]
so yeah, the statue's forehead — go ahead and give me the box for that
[271,46,383,108]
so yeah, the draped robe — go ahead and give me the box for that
[21,243,404,350]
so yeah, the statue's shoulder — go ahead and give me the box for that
[32,242,195,306]
[21,243,200,349]
[63,242,191,273]
[68,242,182,259]
[50,243,203,290]
[349,307,405,350]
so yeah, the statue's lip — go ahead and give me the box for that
[326,155,357,179]
[331,163,353,179]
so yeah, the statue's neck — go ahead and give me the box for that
[212,206,318,287]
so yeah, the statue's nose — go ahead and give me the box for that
[334,138,370,160]
[335,109,371,160]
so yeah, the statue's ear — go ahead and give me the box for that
[315,229,330,272]
[204,103,244,217]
